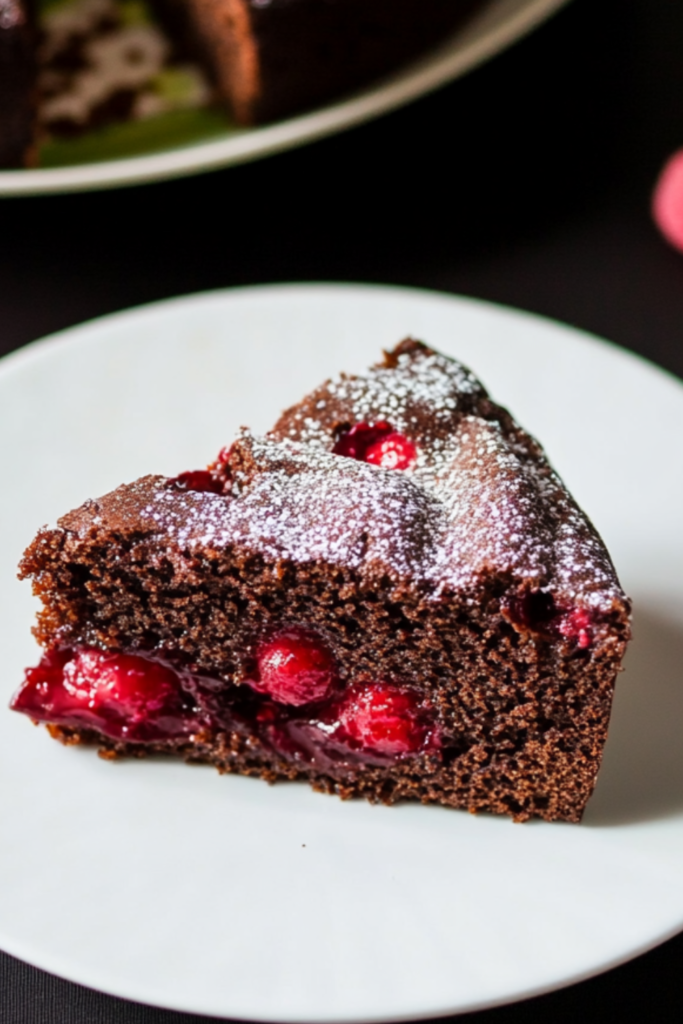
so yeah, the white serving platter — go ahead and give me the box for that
[1,283,682,1021]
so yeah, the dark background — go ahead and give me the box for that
[3,0,683,1020]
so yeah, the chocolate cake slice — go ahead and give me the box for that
[0,0,36,167]
[11,340,631,822]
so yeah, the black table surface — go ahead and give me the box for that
[3,0,683,1020]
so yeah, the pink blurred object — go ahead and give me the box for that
[653,149,683,252]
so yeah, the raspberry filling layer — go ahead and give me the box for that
[11,647,203,742]
[11,630,439,769]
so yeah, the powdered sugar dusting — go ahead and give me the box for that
[282,349,484,462]
[143,440,443,583]
[134,343,624,611]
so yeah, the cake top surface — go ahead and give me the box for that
[53,340,626,612]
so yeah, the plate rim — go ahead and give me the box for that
[0,0,570,196]
[1,915,683,1024]
[3,278,680,398]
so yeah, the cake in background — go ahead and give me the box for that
[0,0,36,167]
[163,0,481,125]
[37,0,213,145]
[0,0,480,168]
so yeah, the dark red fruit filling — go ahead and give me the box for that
[248,628,338,706]
[333,421,417,470]
[12,635,438,771]
[11,647,201,742]
[259,683,438,770]
[558,609,593,649]
[365,433,417,471]
[506,591,595,649]
[171,469,223,495]
[332,421,392,459]
[508,591,556,631]
[324,682,433,756]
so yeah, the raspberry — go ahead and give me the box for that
[217,445,234,464]
[333,422,417,470]
[12,647,71,715]
[364,433,417,470]
[172,470,223,494]
[62,649,181,717]
[252,628,337,706]
[332,421,393,460]
[11,647,196,741]
[559,609,593,649]
[332,682,429,756]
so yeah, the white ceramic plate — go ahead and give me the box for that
[1,284,683,1022]
[0,0,569,195]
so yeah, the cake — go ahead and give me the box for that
[1,0,480,167]
[171,0,481,125]
[10,340,631,822]
[0,0,36,167]
[35,0,212,140]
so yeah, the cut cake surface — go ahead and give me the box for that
[12,340,631,822]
